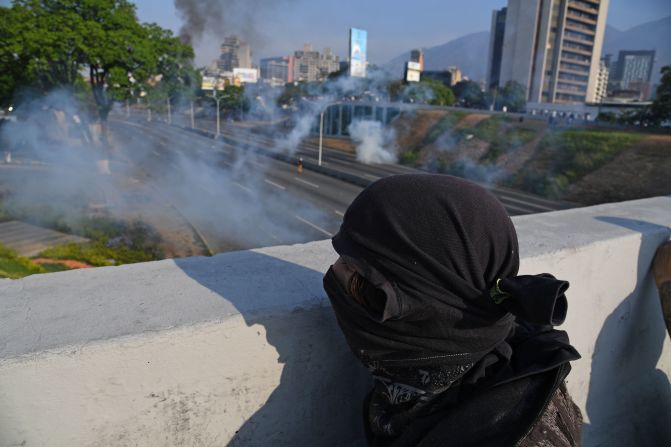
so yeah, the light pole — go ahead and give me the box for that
[190,100,195,129]
[167,97,172,124]
[302,98,336,167]
[211,90,221,137]
[318,110,324,167]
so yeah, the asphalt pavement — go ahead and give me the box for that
[109,113,575,252]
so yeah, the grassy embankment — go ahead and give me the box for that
[0,201,164,279]
[508,128,644,198]
[397,112,646,200]
[398,111,466,165]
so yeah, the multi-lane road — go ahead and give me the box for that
[109,114,573,253]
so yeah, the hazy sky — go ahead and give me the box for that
[3,0,670,65]
[133,0,671,66]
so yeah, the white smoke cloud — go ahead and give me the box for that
[348,120,397,164]
[0,89,334,254]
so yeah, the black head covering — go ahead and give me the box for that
[324,174,580,441]
[324,173,578,380]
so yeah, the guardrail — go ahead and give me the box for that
[1,195,670,446]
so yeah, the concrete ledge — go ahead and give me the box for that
[1,196,671,446]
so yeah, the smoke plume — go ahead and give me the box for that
[174,0,294,47]
[348,120,397,164]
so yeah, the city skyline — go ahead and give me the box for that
[0,0,667,66]
[128,0,670,66]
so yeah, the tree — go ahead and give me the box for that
[422,79,455,106]
[1,1,196,138]
[453,80,487,109]
[496,80,527,112]
[648,65,671,125]
[0,7,30,105]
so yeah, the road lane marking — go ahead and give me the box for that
[264,179,286,190]
[221,160,233,167]
[293,177,320,188]
[233,181,253,193]
[294,215,333,237]
[334,210,345,217]
[363,173,379,180]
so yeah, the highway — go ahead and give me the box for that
[109,117,363,252]
[109,114,573,252]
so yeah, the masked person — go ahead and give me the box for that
[323,174,582,447]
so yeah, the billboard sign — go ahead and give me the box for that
[406,70,421,83]
[407,61,421,71]
[233,68,259,84]
[349,28,368,78]
[405,61,421,83]
[201,76,228,91]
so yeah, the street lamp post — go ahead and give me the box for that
[212,90,221,138]
[318,111,324,167]
[167,97,172,124]
[190,100,195,129]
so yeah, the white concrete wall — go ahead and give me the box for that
[1,196,671,447]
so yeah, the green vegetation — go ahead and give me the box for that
[39,240,156,267]
[423,111,466,145]
[38,217,163,266]
[453,80,488,109]
[422,79,456,106]
[494,81,527,113]
[0,243,45,279]
[455,116,538,163]
[398,150,420,166]
[0,0,196,130]
[0,199,164,278]
[510,128,644,198]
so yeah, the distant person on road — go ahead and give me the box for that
[653,241,671,338]
[323,174,582,446]
[297,157,304,174]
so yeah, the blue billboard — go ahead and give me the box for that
[349,28,368,78]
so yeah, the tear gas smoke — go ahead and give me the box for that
[348,120,397,164]
[0,90,334,254]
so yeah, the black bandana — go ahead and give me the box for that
[323,174,580,440]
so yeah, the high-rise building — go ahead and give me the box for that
[595,58,609,102]
[410,49,424,71]
[447,67,463,86]
[293,44,321,82]
[494,0,609,104]
[218,36,251,72]
[610,50,655,99]
[260,56,294,85]
[320,48,340,77]
[487,7,507,90]
[292,44,340,82]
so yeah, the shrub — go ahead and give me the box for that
[0,243,46,279]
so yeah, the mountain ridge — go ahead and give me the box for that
[384,15,671,85]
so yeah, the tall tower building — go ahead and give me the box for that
[611,50,656,98]
[496,0,609,104]
[410,49,424,71]
[595,58,609,102]
[218,36,252,72]
[487,7,507,90]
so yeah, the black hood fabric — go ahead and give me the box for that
[323,174,580,440]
